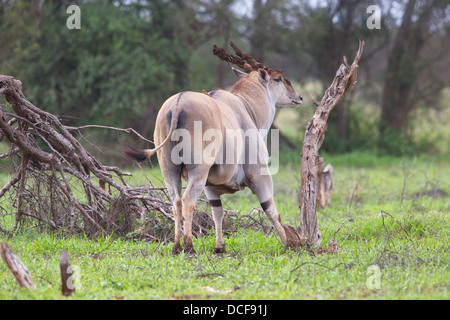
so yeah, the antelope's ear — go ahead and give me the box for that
[232,67,247,79]
[258,68,269,83]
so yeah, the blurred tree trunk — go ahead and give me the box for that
[249,0,286,62]
[249,0,269,61]
[380,0,418,139]
[379,0,448,150]
[216,37,230,89]
[298,0,371,150]
[214,3,233,88]
[333,0,355,142]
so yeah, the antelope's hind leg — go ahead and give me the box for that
[205,187,225,254]
[160,165,183,255]
[247,170,289,247]
[181,167,210,255]
[171,197,183,255]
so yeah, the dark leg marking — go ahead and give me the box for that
[209,199,222,208]
[260,199,272,212]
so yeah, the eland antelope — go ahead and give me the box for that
[125,41,303,254]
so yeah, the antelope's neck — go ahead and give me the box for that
[231,79,275,132]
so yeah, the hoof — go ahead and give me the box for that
[213,247,226,254]
[283,224,306,248]
[183,245,196,255]
[172,242,183,256]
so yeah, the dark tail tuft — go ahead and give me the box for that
[123,143,149,162]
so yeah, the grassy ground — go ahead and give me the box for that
[0,151,449,300]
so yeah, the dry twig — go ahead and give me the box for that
[0,75,213,239]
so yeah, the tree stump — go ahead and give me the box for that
[317,163,334,210]
[60,250,76,297]
[0,242,36,290]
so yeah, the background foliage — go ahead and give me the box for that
[0,1,449,300]
[0,0,449,159]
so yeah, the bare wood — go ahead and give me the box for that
[297,40,365,247]
[60,250,75,296]
[65,124,154,145]
[21,212,57,229]
[317,163,334,209]
[12,154,29,235]
[0,74,211,239]
[0,169,21,199]
[0,242,36,290]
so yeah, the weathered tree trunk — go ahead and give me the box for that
[296,41,364,248]
[0,242,36,290]
[379,0,446,149]
[379,0,417,141]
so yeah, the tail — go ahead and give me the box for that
[123,109,181,162]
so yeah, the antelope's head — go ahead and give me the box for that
[213,40,303,108]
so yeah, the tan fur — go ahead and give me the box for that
[127,67,302,254]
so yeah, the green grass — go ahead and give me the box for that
[0,151,449,299]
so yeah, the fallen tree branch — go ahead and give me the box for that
[0,242,36,290]
[0,169,21,199]
[0,74,219,240]
[65,124,154,145]
[21,212,57,230]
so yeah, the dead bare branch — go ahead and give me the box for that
[0,74,219,240]
[293,40,365,248]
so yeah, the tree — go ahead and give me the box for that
[0,1,193,131]
[379,0,450,153]
[286,0,389,152]
[291,41,364,248]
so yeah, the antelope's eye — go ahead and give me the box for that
[274,77,282,82]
